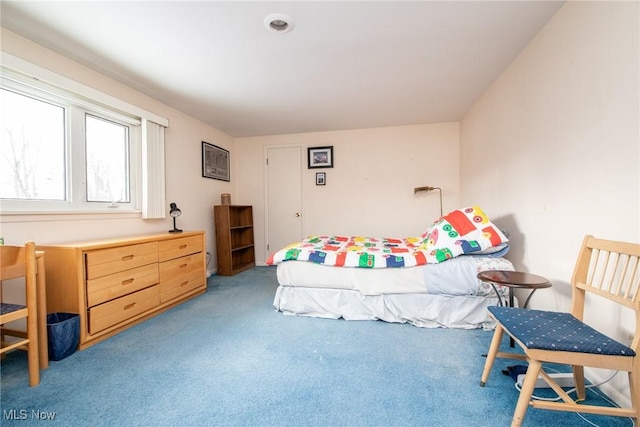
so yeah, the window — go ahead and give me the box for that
[1,73,140,212]
[1,53,168,218]
[85,115,131,204]
[0,89,66,201]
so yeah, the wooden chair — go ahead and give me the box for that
[0,241,40,386]
[480,235,639,426]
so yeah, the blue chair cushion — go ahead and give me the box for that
[488,306,635,356]
[0,302,26,315]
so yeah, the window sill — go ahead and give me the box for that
[0,210,143,223]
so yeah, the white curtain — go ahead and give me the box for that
[141,119,166,219]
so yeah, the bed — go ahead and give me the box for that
[267,206,514,329]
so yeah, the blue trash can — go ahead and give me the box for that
[47,313,79,361]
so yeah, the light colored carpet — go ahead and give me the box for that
[0,266,633,427]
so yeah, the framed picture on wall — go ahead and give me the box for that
[316,172,326,186]
[307,146,334,169]
[202,141,230,181]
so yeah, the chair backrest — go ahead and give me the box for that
[0,242,36,283]
[571,235,640,353]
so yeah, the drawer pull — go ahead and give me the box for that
[124,303,136,310]
[121,255,134,261]
[179,263,188,269]
[121,278,134,286]
[179,244,187,250]
[180,281,189,287]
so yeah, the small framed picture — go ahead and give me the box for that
[316,172,326,186]
[308,146,334,169]
[202,141,230,181]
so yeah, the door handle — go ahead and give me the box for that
[295,212,300,217]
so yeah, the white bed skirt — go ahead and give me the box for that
[273,285,501,330]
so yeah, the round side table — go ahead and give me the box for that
[477,270,551,309]
[477,270,551,347]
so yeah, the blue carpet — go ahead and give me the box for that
[1,267,634,427]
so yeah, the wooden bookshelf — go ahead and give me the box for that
[214,205,255,276]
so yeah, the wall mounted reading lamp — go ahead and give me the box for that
[413,186,443,217]
[169,202,183,233]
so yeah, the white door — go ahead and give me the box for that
[266,146,303,256]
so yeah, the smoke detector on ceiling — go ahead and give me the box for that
[264,13,294,34]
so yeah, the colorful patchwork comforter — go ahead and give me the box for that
[266,206,509,268]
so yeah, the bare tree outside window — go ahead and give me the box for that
[0,89,66,200]
[85,115,130,203]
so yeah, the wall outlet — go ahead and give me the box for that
[517,373,575,389]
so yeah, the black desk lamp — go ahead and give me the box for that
[169,202,183,233]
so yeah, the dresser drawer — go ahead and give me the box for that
[158,235,202,262]
[159,252,205,303]
[86,242,158,280]
[88,285,160,334]
[86,263,159,307]
[160,269,205,303]
[159,252,204,280]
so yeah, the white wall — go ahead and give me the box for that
[461,1,639,406]
[0,29,235,273]
[235,123,460,264]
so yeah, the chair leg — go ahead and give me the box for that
[480,324,504,386]
[511,359,542,427]
[629,368,639,420]
[26,310,40,387]
[27,337,39,386]
[572,365,586,401]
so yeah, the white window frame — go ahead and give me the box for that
[1,83,140,212]
[0,52,168,218]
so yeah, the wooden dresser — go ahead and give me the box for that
[39,231,206,350]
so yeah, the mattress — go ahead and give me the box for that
[275,255,513,297]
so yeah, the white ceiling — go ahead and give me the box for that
[1,1,564,137]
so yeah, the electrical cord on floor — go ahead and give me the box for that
[205,252,213,278]
[513,369,618,401]
[513,369,635,427]
[584,387,636,427]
